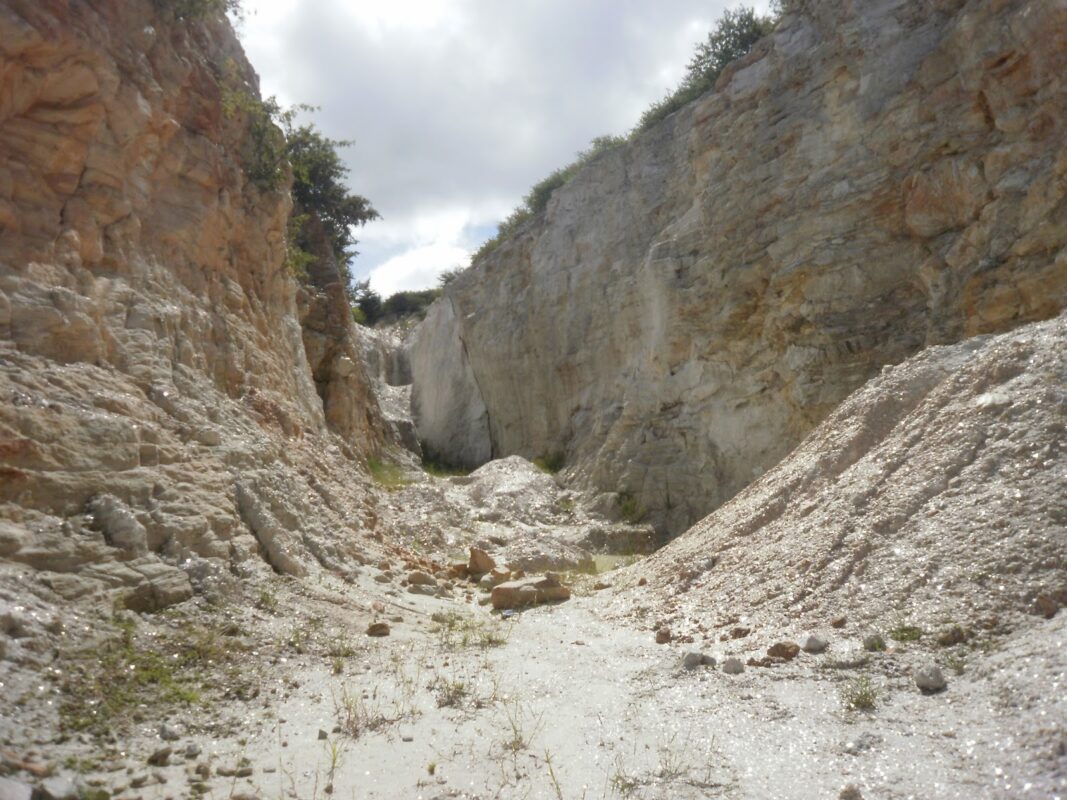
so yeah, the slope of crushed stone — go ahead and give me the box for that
[604,312,1067,795]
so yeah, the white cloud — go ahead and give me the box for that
[238,0,777,294]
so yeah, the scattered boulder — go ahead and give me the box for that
[831,616,847,629]
[160,722,181,741]
[839,785,864,800]
[767,641,800,660]
[722,657,745,675]
[802,634,829,654]
[637,577,647,586]
[89,494,148,554]
[1033,589,1067,619]
[863,634,886,652]
[468,547,495,575]
[147,746,172,766]
[914,664,947,693]
[730,627,751,639]
[655,627,672,644]
[681,651,716,669]
[407,570,435,586]
[490,574,570,610]
[366,622,390,637]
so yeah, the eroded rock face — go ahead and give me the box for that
[410,0,1067,533]
[0,1,385,609]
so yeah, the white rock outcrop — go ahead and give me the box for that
[410,0,1067,533]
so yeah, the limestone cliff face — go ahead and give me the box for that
[411,0,1067,533]
[0,1,385,606]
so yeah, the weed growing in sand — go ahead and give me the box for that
[544,749,565,800]
[842,675,878,711]
[656,731,692,780]
[433,677,470,708]
[432,611,510,651]
[610,754,642,797]
[333,685,389,738]
[500,698,545,753]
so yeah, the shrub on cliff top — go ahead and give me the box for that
[472,5,777,264]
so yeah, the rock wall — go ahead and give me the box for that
[0,1,386,609]
[410,0,1067,533]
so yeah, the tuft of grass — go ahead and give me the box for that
[58,619,225,736]
[333,686,388,739]
[256,587,279,613]
[432,612,510,651]
[842,675,878,711]
[619,492,646,524]
[889,625,923,642]
[533,452,566,474]
[367,458,411,491]
[433,678,469,708]
[421,456,471,478]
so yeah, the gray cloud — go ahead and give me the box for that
[239,1,770,292]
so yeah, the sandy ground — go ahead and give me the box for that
[4,553,1063,800]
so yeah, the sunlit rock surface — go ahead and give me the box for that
[0,0,386,608]
[411,0,1067,533]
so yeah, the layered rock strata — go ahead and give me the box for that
[411,0,1067,533]
[0,1,385,610]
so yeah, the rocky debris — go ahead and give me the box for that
[160,723,181,741]
[490,574,571,610]
[89,494,149,554]
[681,652,715,670]
[722,657,745,675]
[34,778,76,800]
[655,628,672,644]
[410,0,1067,535]
[147,747,171,767]
[839,785,864,800]
[767,642,800,661]
[914,664,947,693]
[366,622,391,637]
[1034,590,1067,619]
[406,570,436,586]
[467,547,495,576]
[863,635,886,653]
[831,617,847,629]
[801,635,828,654]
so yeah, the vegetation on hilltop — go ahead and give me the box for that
[473,4,780,263]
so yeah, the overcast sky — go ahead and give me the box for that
[238,1,771,296]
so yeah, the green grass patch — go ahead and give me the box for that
[533,452,566,474]
[619,492,647,524]
[59,619,230,737]
[367,457,411,490]
[889,625,923,642]
[841,675,878,711]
